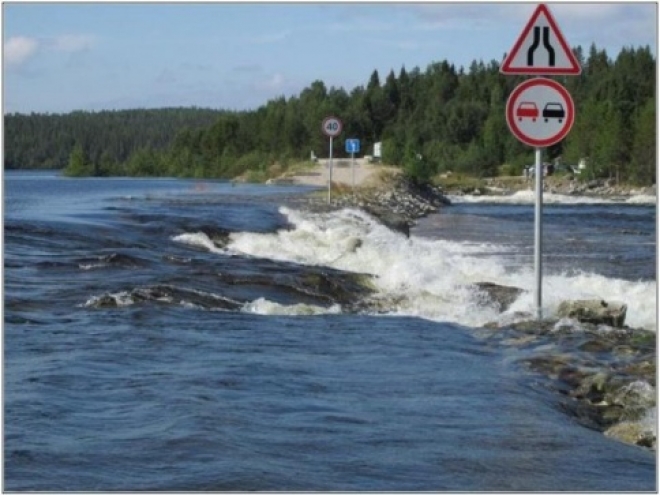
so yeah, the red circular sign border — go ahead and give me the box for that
[321,116,343,137]
[506,78,575,147]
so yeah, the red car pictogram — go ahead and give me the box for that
[516,101,539,122]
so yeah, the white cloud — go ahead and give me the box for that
[247,72,304,101]
[48,34,96,52]
[4,36,39,67]
[4,33,96,70]
[256,73,286,91]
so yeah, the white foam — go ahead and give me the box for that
[449,191,656,205]
[83,291,134,307]
[171,232,225,254]
[551,317,584,333]
[639,407,658,435]
[506,271,656,330]
[242,297,342,316]
[204,206,656,331]
[79,262,105,270]
[626,195,657,205]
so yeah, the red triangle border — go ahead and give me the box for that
[500,4,582,75]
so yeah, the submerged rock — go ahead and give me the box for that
[84,285,244,311]
[218,265,376,307]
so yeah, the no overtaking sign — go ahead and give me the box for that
[505,77,574,147]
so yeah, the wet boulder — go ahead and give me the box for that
[605,421,656,449]
[557,299,627,327]
[474,282,524,312]
[362,205,411,237]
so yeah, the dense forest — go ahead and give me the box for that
[4,108,225,171]
[4,43,656,185]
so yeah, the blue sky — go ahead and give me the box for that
[3,1,657,114]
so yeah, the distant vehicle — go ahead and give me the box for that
[542,102,565,123]
[523,162,580,177]
[556,164,579,175]
[525,164,539,178]
[516,101,539,121]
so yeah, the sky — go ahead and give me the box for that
[2,1,658,114]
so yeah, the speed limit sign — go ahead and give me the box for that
[321,116,342,137]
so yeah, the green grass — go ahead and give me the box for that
[432,173,488,192]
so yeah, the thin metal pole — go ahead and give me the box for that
[328,136,333,204]
[351,151,355,191]
[534,147,543,320]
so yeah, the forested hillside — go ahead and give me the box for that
[4,107,225,170]
[4,44,656,185]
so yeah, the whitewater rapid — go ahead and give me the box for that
[174,205,656,331]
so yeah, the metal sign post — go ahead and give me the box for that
[505,78,574,320]
[328,136,333,204]
[351,151,355,191]
[344,138,360,194]
[501,3,581,321]
[534,147,543,320]
[321,116,343,205]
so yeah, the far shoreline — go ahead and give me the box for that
[269,161,657,203]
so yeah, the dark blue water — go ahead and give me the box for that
[416,200,656,281]
[4,171,656,491]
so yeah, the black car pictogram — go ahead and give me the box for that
[542,102,565,123]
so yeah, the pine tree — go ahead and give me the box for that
[63,143,92,177]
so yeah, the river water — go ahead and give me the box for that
[4,170,656,491]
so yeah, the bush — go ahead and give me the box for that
[243,169,268,183]
[404,153,435,185]
[234,150,268,172]
[63,144,94,177]
[498,163,521,177]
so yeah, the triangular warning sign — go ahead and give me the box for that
[500,3,582,75]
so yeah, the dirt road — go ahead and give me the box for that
[287,158,384,187]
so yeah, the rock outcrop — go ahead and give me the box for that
[474,282,524,312]
[284,174,451,236]
[557,299,627,327]
[481,310,655,451]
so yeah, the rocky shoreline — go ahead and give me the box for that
[277,174,656,452]
[476,291,656,451]
[480,176,657,199]
[282,174,452,237]
[281,173,656,234]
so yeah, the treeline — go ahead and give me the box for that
[4,44,656,185]
[4,107,225,170]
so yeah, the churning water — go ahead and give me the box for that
[4,171,656,491]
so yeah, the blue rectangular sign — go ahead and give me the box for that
[345,138,360,154]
